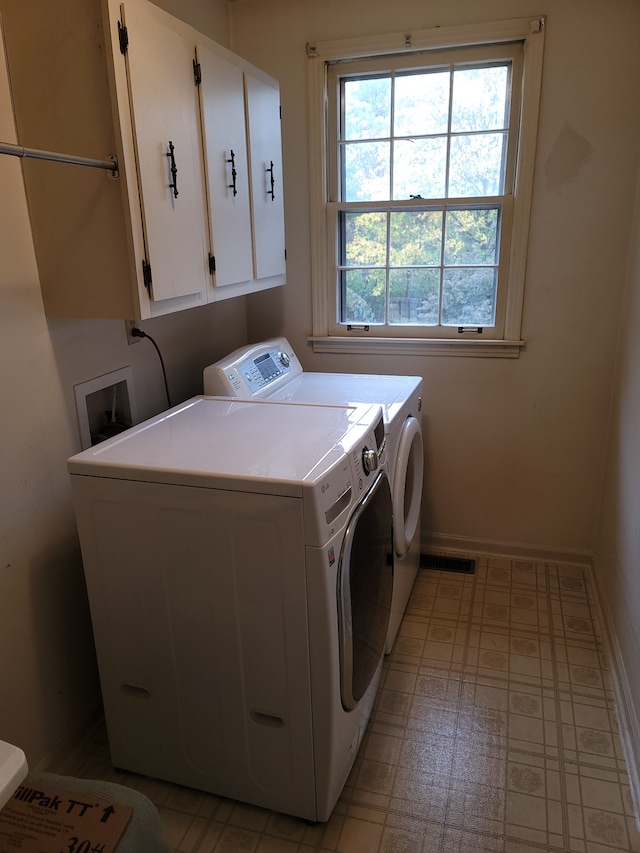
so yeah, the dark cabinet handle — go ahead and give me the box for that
[167,140,178,198]
[227,149,238,197]
[266,160,275,201]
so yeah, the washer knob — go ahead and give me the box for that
[277,351,290,368]
[362,447,379,476]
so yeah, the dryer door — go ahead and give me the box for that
[393,416,424,559]
[338,470,393,711]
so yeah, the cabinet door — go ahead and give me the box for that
[119,1,208,304]
[197,44,253,288]
[244,73,286,281]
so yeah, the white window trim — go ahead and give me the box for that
[306,16,545,358]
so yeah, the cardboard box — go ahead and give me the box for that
[0,781,132,852]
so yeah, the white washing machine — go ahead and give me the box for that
[67,396,392,822]
[204,338,423,653]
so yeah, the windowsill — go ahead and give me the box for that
[308,336,525,358]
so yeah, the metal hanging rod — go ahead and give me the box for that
[0,141,119,176]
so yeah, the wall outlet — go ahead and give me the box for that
[125,319,141,345]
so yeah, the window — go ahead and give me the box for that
[307,18,545,356]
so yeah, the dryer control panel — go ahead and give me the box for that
[204,337,301,397]
[303,410,386,547]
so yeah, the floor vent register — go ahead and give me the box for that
[420,554,476,574]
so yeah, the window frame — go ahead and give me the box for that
[306,17,545,358]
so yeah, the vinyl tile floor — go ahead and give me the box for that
[49,555,640,852]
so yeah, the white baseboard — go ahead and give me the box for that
[590,553,640,830]
[422,531,592,566]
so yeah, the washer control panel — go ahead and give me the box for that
[304,408,387,546]
[204,337,301,397]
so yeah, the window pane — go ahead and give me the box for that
[393,138,447,200]
[448,132,505,197]
[444,208,499,266]
[441,267,497,326]
[342,269,386,323]
[394,70,450,136]
[451,65,509,133]
[327,37,531,341]
[390,210,443,266]
[343,77,391,140]
[343,212,387,266]
[343,141,390,201]
[389,268,440,325]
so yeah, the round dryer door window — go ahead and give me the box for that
[393,416,424,559]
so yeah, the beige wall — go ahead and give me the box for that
[595,162,640,797]
[231,0,640,558]
[153,0,229,41]
[0,0,248,768]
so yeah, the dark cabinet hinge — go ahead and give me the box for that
[142,259,152,291]
[193,58,202,86]
[208,254,216,275]
[118,21,129,55]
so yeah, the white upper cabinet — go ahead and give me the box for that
[197,43,254,289]
[245,73,286,283]
[116,1,209,305]
[196,41,286,298]
[0,0,286,320]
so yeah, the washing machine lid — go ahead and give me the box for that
[265,372,422,426]
[67,396,382,496]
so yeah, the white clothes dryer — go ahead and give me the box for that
[68,396,392,822]
[204,338,424,652]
